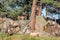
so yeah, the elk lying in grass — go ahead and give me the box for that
[43,21,60,36]
[7,22,20,35]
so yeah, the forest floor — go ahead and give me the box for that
[0,34,60,40]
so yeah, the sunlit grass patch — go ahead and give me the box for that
[0,34,60,40]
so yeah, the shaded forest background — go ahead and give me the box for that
[0,0,60,20]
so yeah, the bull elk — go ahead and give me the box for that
[43,21,60,36]
[7,22,20,35]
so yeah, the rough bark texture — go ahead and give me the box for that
[29,0,38,30]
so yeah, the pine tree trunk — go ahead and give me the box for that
[29,0,38,30]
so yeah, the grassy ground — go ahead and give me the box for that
[0,33,60,40]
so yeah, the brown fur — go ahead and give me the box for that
[18,16,27,20]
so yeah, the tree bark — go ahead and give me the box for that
[29,0,38,30]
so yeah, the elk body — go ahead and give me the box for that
[43,21,60,36]
[0,18,20,35]
[7,21,20,35]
